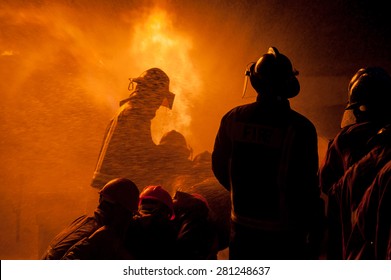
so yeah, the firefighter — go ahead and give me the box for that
[41,178,139,259]
[126,185,177,260]
[212,47,324,260]
[320,67,391,194]
[342,125,391,259]
[172,191,219,259]
[91,68,175,190]
[319,67,391,259]
[138,185,176,221]
[154,130,194,193]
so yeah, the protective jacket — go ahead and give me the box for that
[173,191,219,259]
[212,95,323,259]
[319,122,384,194]
[327,124,391,259]
[125,212,177,260]
[91,97,159,189]
[350,160,391,259]
[41,213,102,260]
[319,121,388,259]
[62,224,134,260]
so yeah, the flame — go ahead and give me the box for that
[1,50,17,56]
[1,4,202,148]
[129,7,202,148]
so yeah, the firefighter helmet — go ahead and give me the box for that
[248,47,300,98]
[341,67,391,127]
[159,130,192,159]
[130,68,175,109]
[99,178,140,212]
[139,185,175,220]
[346,67,391,110]
[159,130,187,147]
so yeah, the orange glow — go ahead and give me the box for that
[0,1,354,260]
[129,7,202,147]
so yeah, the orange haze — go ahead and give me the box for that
[2,0,381,259]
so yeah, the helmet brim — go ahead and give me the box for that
[139,196,176,220]
[344,102,359,110]
[340,108,357,128]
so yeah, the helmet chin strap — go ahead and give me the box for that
[128,78,136,91]
[242,62,255,99]
[242,73,250,98]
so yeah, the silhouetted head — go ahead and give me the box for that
[159,130,187,147]
[127,67,175,109]
[139,185,175,220]
[341,67,391,128]
[98,177,140,213]
[159,130,192,160]
[246,47,300,99]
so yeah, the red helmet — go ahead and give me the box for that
[139,185,175,220]
[99,178,139,212]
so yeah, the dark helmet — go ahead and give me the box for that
[99,178,140,212]
[159,130,187,147]
[247,47,300,98]
[129,68,175,109]
[346,67,391,110]
[341,67,391,127]
[159,130,192,159]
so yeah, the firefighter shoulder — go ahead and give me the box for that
[42,177,139,259]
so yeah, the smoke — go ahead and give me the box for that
[0,0,209,259]
[1,0,390,259]
[127,6,202,144]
